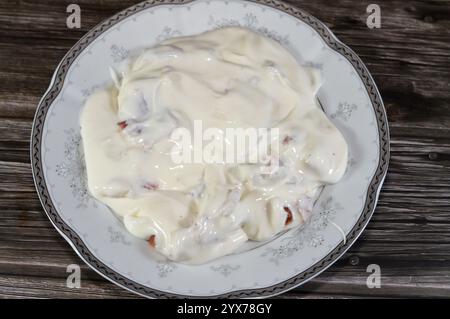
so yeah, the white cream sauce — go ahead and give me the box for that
[80,27,348,264]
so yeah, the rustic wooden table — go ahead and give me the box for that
[0,0,449,299]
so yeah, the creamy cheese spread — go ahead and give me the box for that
[80,27,348,264]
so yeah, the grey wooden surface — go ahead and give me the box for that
[0,0,449,298]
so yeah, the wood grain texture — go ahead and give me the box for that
[0,0,449,299]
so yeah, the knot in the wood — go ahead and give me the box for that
[349,255,360,266]
[428,152,438,160]
[424,15,435,23]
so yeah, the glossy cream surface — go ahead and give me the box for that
[80,27,348,264]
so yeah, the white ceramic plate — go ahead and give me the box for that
[31,0,389,298]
